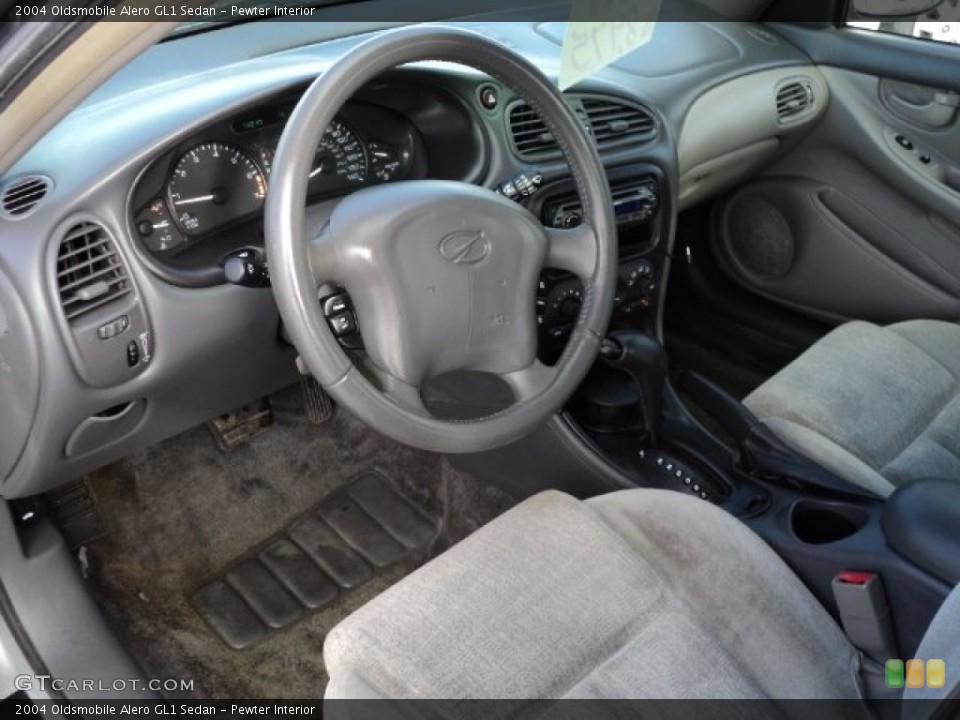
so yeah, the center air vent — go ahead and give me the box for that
[1,175,51,219]
[508,95,657,159]
[777,81,815,122]
[56,222,132,322]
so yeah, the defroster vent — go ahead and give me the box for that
[1,175,51,219]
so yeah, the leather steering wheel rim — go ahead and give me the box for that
[265,25,617,453]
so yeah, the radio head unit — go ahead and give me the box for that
[544,178,659,230]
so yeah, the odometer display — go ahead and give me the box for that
[166,142,266,236]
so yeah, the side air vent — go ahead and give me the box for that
[508,104,554,157]
[1,175,51,219]
[508,95,657,159]
[777,81,815,122]
[56,222,132,322]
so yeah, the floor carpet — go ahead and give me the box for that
[83,385,515,699]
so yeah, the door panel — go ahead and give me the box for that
[713,27,960,323]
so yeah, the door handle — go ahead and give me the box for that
[881,79,959,129]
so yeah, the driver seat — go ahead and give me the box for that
[323,489,959,701]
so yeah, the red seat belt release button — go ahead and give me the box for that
[837,570,876,585]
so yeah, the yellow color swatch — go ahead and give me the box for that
[905,659,925,689]
[926,659,945,689]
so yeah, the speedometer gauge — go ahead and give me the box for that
[308,120,367,192]
[167,142,266,236]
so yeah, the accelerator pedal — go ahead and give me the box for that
[301,375,334,425]
[207,398,273,452]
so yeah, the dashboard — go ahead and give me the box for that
[128,78,483,285]
[0,14,829,498]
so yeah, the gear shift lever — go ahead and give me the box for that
[600,331,668,447]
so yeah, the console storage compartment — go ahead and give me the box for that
[791,500,870,545]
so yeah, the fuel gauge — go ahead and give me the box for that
[136,197,185,253]
[368,142,407,183]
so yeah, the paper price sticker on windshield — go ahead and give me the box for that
[559,2,660,91]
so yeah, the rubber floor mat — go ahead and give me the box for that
[193,471,438,649]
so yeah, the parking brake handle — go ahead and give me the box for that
[676,370,882,501]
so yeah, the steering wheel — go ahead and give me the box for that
[265,26,617,453]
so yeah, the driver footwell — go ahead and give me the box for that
[82,386,515,699]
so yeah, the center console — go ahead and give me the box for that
[565,335,956,660]
[527,164,666,361]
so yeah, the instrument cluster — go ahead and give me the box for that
[131,98,419,259]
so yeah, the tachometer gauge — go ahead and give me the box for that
[307,120,367,192]
[166,142,266,236]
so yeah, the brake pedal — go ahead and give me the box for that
[207,398,273,451]
[301,375,335,425]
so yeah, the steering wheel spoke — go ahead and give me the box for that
[500,360,559,404]
[307,222,340,286]
[360,359,431,419]
[545,222,598,279]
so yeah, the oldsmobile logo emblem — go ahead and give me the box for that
[439,229,490,265]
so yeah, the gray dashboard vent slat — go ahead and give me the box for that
[1,175,52,219]
[776,81,814,121]
[55,222,132,322]
[508,95,657,159]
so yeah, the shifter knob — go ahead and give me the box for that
[601,331,668,447]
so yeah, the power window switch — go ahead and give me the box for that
[328,312,357,337]
[895,134,914,150]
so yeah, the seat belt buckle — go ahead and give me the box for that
[831,571,899,663]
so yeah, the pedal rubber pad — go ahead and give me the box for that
[301,376,335,425]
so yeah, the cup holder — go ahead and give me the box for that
[790,500,870,545]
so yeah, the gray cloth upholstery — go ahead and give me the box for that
[744,320,960,497]
[324,489,862,700]
[905,583,960,708]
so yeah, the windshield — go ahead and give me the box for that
[170,0,371,35]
